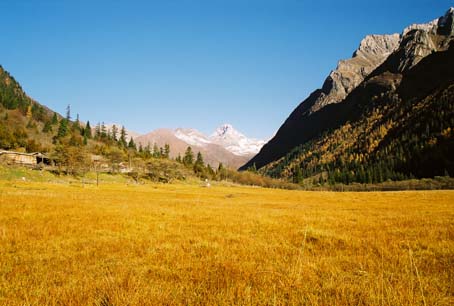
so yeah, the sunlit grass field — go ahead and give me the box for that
[0,180,453,305]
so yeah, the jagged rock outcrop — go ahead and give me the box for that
[309,34,400,114]
[402,19,438,36]
[438,7,454,36]
[395,9,454,72]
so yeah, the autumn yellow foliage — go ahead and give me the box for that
[0,181,453,305]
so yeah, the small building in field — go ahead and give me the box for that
[0,150,52,166]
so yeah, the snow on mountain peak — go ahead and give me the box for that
[210,124,266,156]
[213,123,235,137]
[211,123,243,139]
[174,128,211,147]
[172,124,266,157]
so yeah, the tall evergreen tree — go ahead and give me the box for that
[119,126,127,147]
[176,153,182,163]
[194,152,204,167]
[193,152,206,176]
[94,123,101,139]
[51,112,58,125]
[84,121,92,139]
[66,104,71,121]
[217,162,227,180]
[111,124,118,141]
[163,144,170,158]
[292,165,303,184]
[183,146,194,166]
[128,137,137,150]
[42,120,52,133]
[57,119,68,138]
[100,122,107,139]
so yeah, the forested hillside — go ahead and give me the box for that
[264,43,454,184]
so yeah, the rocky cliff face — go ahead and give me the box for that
[312,7,454,114]
[310,34,400,114]
[241,7,454,171]
[394,9,454,72]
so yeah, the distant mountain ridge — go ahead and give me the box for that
[241,8,454,183]
[135,124,265,168]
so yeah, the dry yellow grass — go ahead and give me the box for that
[0,180,453,305]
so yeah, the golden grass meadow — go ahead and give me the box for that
[0,180,453,305]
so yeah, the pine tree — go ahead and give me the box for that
[111,124,118,141]
[66,104,71,121]
[176,153,182,163]
[51,112,58,125]
[119,126,127,147]
[128,137,136,150]
[84,121,92,139]
[195,152,204,167]
[95,123,101,139]
[57,119,68,138]
[183,147,194,166]
[42,120,52,133]
[217,162,227,180]
[292,165,303,184]
[163,144,170,158]
[101,122,107,139]
[193,152,205,175]
[206,164,215,179]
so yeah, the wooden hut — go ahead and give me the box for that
[0,150,52,166]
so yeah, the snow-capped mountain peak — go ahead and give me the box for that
[209,123,266,156]
[171,124,266,157]
[211,123,243,139]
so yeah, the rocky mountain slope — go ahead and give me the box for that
[241,8,454,183]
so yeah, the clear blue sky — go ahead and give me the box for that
[0,0,451,139]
